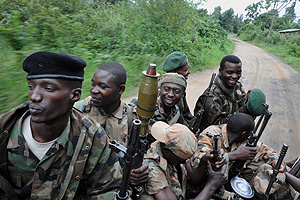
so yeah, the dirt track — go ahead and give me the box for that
[124,36,300,161]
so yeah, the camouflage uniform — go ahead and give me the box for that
[190,124,296,200]
[0,102,122,199]
[74,96,137,146]
[194,74,247,131]
[141,121,197,200]
[149,98,186,128]
[141,141,188,200]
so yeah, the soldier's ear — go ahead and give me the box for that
[119,84,125,95]
[70,88,81,103]
[219,68,223,75]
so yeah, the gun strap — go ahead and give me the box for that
[58,132,86,200]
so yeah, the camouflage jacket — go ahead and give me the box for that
[194,74,247,130]
[0,102,122,200]
[149,98,186,129]
[74,96,137,146]
[191,124,278,172]
[141,141,187,200]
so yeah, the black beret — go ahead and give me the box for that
[23,51,87,80]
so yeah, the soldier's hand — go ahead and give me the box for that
[214,149,226,169]
[232,144,257,161]
[129,163,149,184]
[206,160,228,191]
[201,152,214,162]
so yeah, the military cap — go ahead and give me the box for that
[23,51,87,80]
[251,163,286,196]
[162,52,188,72]
[247,88,266,116]
[151,121,197,160]
[160,73,187,89]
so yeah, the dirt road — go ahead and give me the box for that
[124,37,300,161]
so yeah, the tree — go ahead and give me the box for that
[245,0,299,37]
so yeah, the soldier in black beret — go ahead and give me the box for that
[0,51,123,199]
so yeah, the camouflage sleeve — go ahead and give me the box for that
[190,133,214,170]
[143,158,169,195]
[84,129,122,200]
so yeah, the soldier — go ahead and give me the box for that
[0,51,122,199]
[188,113,295,199]
[142,121,228,200]
[194,55,266,132]
[162,52,193,125]
[74,62,148,184]
[149,73,187,127]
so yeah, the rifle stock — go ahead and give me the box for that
[189,72,216,135]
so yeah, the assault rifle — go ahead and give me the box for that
[109,119,142,200]
[263,143,289,200]
[228,103,272,180]
[206,133,221,171]
[189,72,216,135]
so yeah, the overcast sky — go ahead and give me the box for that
[197,0,300,18]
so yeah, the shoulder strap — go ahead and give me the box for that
[126,104,134,130]
[58,131,86,200]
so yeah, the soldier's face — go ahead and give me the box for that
[28,78,75,123]
[172,62,190,80]
[162,145,186,165]
[160,83,184,108]
[90,69,122,108]
[219,61,242,88]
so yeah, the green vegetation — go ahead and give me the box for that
[236,0,300,72]
[0,0,234,113]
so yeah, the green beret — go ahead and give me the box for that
[247,88,266,116]
[160,73,187,89]
[162,52,188,72]
[23,51,87,80]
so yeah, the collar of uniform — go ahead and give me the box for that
[157,98,178,119]
[96,101,124,120]
[7,111,30,150]
[7,110,70,158]
[222,124,230,149]
[156,141,168,171]
[56,115,71,150]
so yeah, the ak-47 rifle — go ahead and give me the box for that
[263,143,289,200]
[189,72,216,135]
[206,133,221,171]
[109,119,142,200]
[228,103,272,180]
